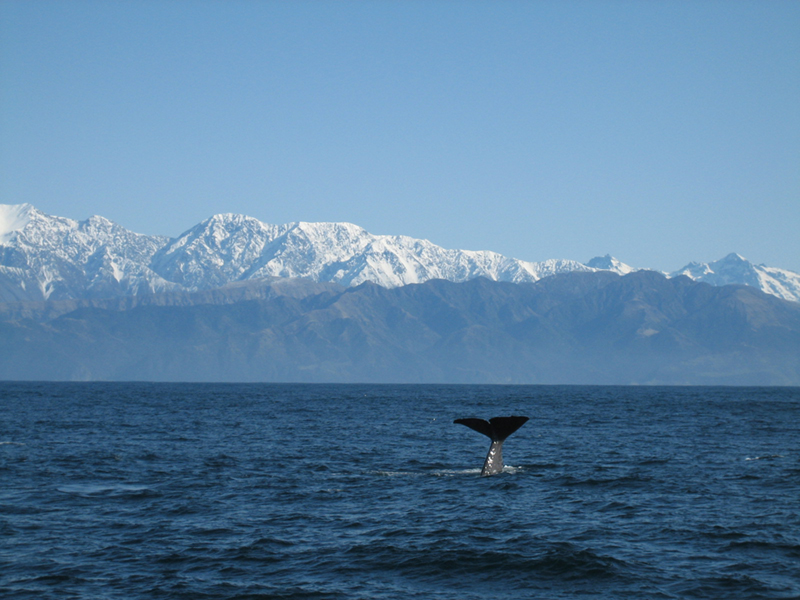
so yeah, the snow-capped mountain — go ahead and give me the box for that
[585,255,636,276]
[0,203,176,302]
[669,253,800,304]
[2,203,799,304]
[151,214,589,290]
[0,204,589,302]
[584,252,800,303]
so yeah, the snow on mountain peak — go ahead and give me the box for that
[670,254,800,303]
[0,204,174,301]
[721,252,747,262]
[1,205,596,299]
[0,203,35,244]
[585,255,636,275]
[1,204,799,304]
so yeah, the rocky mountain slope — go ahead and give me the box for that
[2,271,798,384]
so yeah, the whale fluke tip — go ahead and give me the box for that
[454,415,529,441]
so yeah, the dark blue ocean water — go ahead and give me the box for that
[1,383,799,599]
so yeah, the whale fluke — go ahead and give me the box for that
[454,416,529,476]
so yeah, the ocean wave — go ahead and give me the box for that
[56,483,160,499]
[341,540,632,584]
[668,573,792,599]
[555,473,652,489]
[723,539,800,559]
[745,454,784,461]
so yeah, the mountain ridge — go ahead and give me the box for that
[1,203,798,303]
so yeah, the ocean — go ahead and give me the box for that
[1,383,799,599]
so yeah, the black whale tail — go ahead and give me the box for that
[453,416,529,477]
[454,416,529,441]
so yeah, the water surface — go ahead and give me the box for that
[1,383,799,599]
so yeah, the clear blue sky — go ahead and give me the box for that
[1,1,798,272]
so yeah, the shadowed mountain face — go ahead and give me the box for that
[1,271,798,385]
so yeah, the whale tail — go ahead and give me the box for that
[454,416,529,477]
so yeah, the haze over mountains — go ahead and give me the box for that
[2,270,799,385]
[1,204,798,385]
[1,203,799,304]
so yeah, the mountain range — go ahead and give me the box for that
[1,203,799,304]
[2,203,798,385]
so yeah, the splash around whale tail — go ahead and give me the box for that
[454,416,529,477]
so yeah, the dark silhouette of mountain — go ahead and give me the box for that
[1,271,798,385]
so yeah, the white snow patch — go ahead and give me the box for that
[0,203,33,244]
